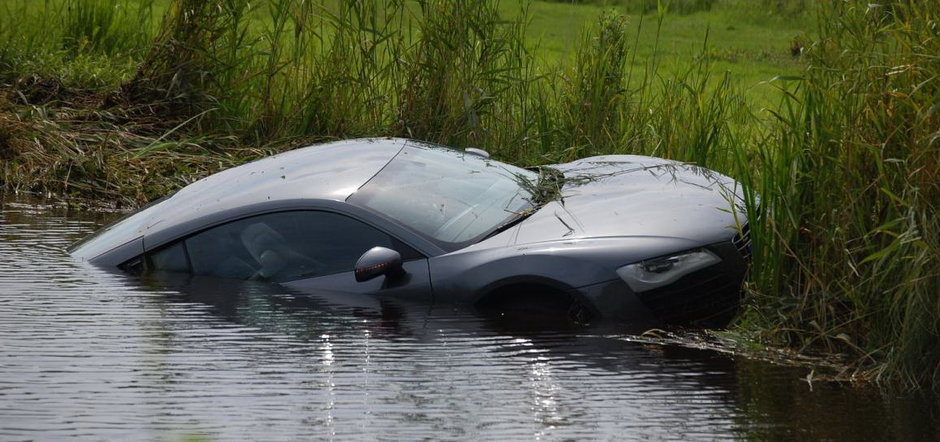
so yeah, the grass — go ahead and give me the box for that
[1,0,937,390]
[737,0,940,387]
[520,0,810,107]
[0,0,809,105]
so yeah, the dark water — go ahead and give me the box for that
[1,195,938,441]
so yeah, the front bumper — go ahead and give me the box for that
[577,241,747,328]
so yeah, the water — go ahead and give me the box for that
[1,195,938,440]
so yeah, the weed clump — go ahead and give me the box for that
[562,11,630,156]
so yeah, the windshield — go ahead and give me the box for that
[347,143,538,250]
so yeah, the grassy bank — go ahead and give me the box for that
[740,1,939,387]
[1,0,773,198]
[1,0,937,389]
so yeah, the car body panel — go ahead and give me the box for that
[428,235,704,303]
[69,138,751,327]
[159,137,403,221]
[513,155,745,246]
[86,236,144,267]
[71,138,407,263]
[284,259,432,303]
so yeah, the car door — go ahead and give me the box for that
[145,210,432,302]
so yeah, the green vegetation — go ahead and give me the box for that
[523,0,810,107]
[0,0,937,389]
[740,1,939,388]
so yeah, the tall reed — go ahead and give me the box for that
[61,0,154,56]
[742,0,940,387]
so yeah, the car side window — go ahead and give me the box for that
[148,242,189,273]
[146,211,420,282]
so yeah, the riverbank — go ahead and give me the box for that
[0,0,807,203]
[2,0,937,389]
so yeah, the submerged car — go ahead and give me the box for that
[70,138,751,327]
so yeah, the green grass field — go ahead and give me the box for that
[0,0,811,106]
[520,1,810,107]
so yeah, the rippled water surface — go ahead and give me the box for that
[1,195,938,440]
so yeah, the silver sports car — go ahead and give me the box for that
[70,138,751,327]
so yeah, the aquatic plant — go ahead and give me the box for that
[741,0,940,388]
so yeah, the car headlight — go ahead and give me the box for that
[616,249,720,293]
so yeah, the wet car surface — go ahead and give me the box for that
[70,138,751,327]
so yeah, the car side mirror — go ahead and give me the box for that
[354,247,403,282]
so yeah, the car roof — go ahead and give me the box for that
[156,137,406,225]
[71,138,407,261]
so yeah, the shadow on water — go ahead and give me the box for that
[2,194,939,440]
[144,270,731,372]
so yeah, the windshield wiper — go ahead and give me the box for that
[481,208,536,241]
[481,167,565,241]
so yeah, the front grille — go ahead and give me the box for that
[634,265,743,327]
[731,223,752,261]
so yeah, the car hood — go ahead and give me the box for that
[511,155,746,246]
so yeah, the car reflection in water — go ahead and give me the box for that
[140,272,940,442]
[143,269,737,376]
